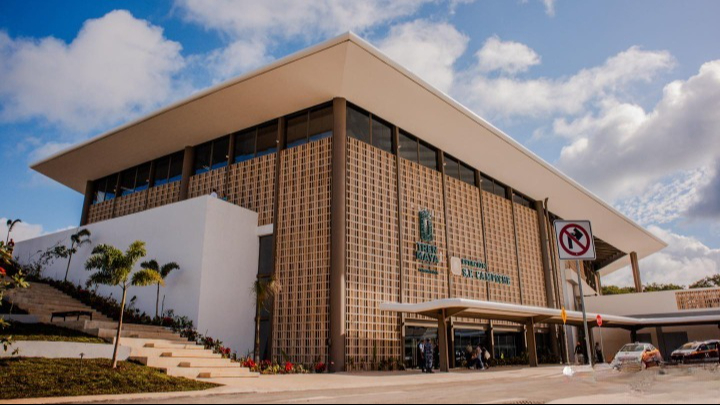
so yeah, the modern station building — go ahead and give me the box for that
[19,33,717,372]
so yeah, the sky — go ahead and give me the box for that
[1,0,719,288]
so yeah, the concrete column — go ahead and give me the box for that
[631,329,638,343]
[80,180,94,226]
[526,318,539,367]
[535,200,560,359]
[630,252,642,293]
[329,97,347,372]
[269,117,285,362]
[439,151,453,300]
[179,146,195,201]
[437,310,450,372]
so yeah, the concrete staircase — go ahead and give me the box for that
[122,338,259,379]
[5,281,257,380]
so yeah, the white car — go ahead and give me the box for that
[611,343,663,371]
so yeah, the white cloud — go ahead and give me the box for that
[204,39,272,83]
[378,20,469,93]
[456,46,674,120]
[543,0,557,17]
[475,36,541,75]
[688,161,720,219]
[557,60,720,201]
[1,218,45,243]
[0,10,185,132]
[603,226,720,288]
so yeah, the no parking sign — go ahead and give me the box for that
[553,220,597,261]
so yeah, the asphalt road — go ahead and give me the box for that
[100,365,720,404]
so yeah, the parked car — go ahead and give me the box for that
[670,340,720,364]
[611,343,663,371]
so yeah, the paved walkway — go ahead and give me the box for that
[3,365,719,404]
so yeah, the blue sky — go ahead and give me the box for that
[1,0,719,287]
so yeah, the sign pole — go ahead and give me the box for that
[576,259,594,368]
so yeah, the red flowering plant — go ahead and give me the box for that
[314,362,327,373]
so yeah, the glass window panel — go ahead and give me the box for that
[398,131,418,163]
[259,320,272,361]
[135,163,151,192]
[481,175,495,194]
[211,136,230,170]
[257,122,278,156]
[444,155,461,180]
[308,106,333,142]
[459,163,476,186]
[418,141,438,171]
[119,168,137,196]
[234,129,256,163]
[372,117,393,154]
[258,235,274,277]
[154,156,171,186]
[93,177,106,204]
[168,152,184,183]
[194,142,212,174]
[105,174,119,200]
[286,114,308,149]
[346,106,370,144]
[494,182,508,198]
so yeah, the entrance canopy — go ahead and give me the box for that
[380,299,720,329]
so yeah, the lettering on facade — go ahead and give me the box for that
[416,209,441,274]
[454,256,512,286]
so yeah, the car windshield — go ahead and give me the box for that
[679,343,698,351]
[619,344,644,353]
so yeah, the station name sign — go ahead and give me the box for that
[452,257,512,286]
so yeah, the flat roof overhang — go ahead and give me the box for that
[31,33,667,275]
[380,299,720,330]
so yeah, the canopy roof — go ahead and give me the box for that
[31,33,666,274]
[380,299,720,329]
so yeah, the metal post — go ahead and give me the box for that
[599,325,605,364]
[576,259,594,368]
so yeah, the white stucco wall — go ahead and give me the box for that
[13,196,259,354]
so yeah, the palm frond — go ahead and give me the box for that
[160,262,180,278]
[131,268,164,287]
[141,260,159,272]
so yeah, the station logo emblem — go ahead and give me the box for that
[419,209,434,243]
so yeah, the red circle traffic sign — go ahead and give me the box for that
[559,224,591,257]
[596,314,603,327]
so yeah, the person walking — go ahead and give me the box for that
[483,346,492,369]
[475,345,486,370]
[424,339,434,373]
[418,340,425,372]
[574,341,586,365]
[595,342,604,364]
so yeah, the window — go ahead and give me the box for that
[372,117,393,154]
[481,174,508,198]
[459,163,476,186]
[308,106,333,142]
[513,193,534,208]
[135,163,151,192]
[347,105,370,144]
[234,129,256,163]
[444,155,461,181]
[211,136,230,170]
[258,235,274,277]
[418,141,438,171]
[286,105,333,149]
[256,122,278,156]
[93,174,119,204]
[398,131,418,163]
[194,142,212,174]
[119,168,138,196]
[286,113,308,148]
[155,152,184,186]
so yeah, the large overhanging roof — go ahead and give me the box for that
[380,299,720,329]
[31,33,666,274]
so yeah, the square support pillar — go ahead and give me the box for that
[437,310,450,372]
[179,146,195,201]
[80,180,94,226]
[526,318,539,368]
[630,252,642,293]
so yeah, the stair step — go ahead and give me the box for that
[160,349,222,358]
[131,356,233,369]
[166,367,257,379]
[144,343,205,350]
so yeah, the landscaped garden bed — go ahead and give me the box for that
[1,322,105,344]
[0,358,218,400]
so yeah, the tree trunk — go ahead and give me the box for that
[254,303,261,363]
[64,252,73,283]
[112,284,127,369]
[155,283,160,320]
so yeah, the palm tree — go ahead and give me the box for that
[251,275,281,363]
[133,260,180,319]
[5,219,21,244]
[63,229,92,283]
[85,241,147,369]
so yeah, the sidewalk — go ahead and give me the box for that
[0,366,566,404]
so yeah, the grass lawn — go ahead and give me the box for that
[1,322,106,344]
[0,358,219,400]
